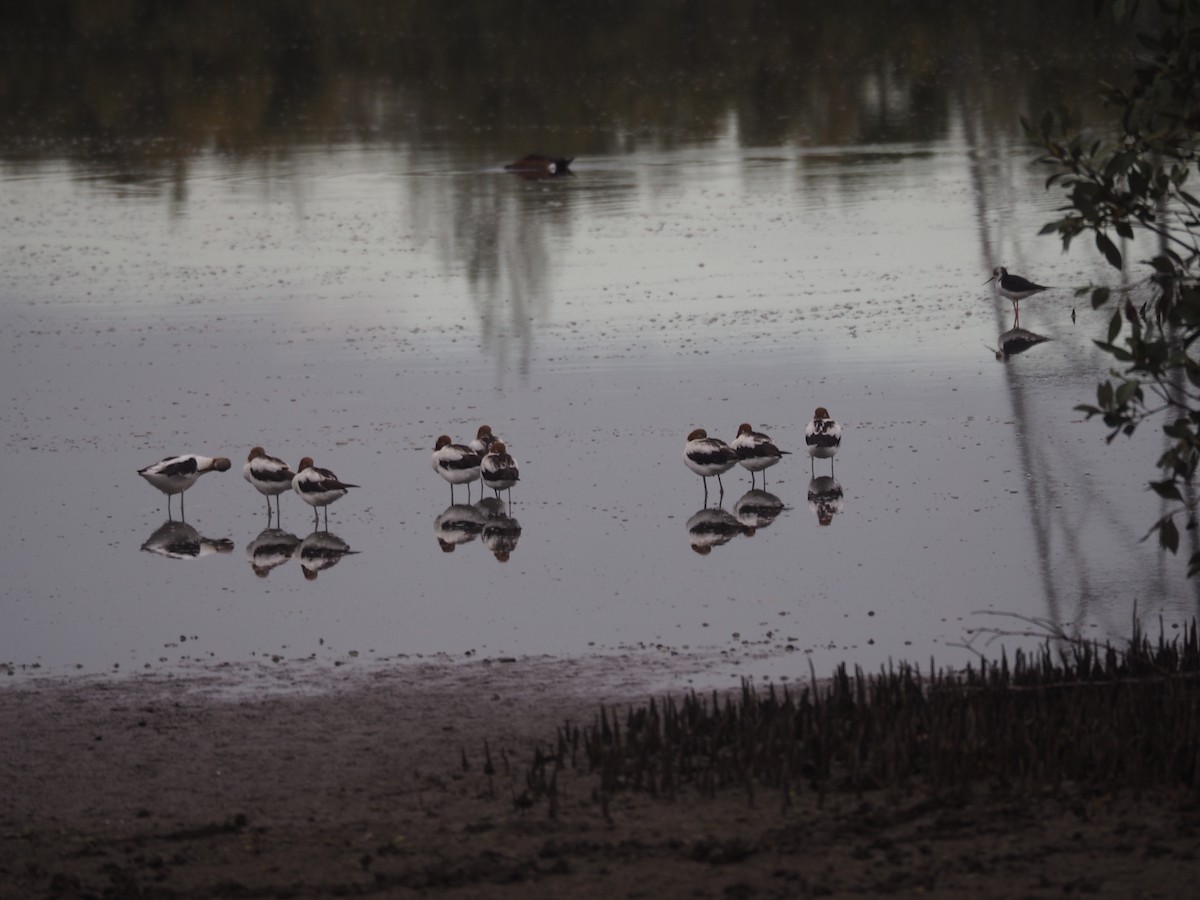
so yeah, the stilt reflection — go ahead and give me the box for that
[989,326,1052,361]
[478,498,522,562]
[807,477,845,527]
[434,503,488,553]
[686,507,745,555]
[141,521,234,560]
[296,531,359,580]
[732,490,786,536]
[245,527,301,577]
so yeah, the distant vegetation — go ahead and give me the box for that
[1,0,1129,168]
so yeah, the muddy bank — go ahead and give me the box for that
[2,656,1197,899]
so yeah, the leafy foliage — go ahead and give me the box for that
[1023,0,1200,574]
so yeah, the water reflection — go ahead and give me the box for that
[732,490,787,536]
[296,531,359,581]
[686,507,745,555]
[0,1,1132,385]
[990,327,1052,361]
[141,521,235,560]
[434,503,488,553]
[807,478,845,527]
[245,527,302,578]
[0,2,1127,167]
[478,498,522,563]
[7,2,1188,680]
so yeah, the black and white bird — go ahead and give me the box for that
[432,435,482,502]
[730,423,790,488]
[684,428,740,502]
[243,446,295,517]
[137,454,231,519]
[469,425,502,456]
[984,266,1048,324]
[804,408,842,476]
[480,441,520,502]
[292,457,358,527]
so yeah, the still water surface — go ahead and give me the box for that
[2,4,1196,687]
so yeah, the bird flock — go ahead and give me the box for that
[138,449,359,526]
[139,266,1047,525]
[136,426,523,524]
[684,408,843,502]
[138,416,834,520]
[431,425,520,504]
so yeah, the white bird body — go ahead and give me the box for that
[684,428,740,501]
[481,442,520,498]
[292,457,357,525]
[138,454,231,518]
[432,435,482,501]
[804,408,842,474]
[243,446,295,515]
[731,422,790,487]
[985,266,1049,324]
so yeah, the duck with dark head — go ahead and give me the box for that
[505,154,574,178]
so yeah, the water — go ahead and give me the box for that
[2,2,1195,686]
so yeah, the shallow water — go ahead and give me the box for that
[2,4,1196,686]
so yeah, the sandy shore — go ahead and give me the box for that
[2,655,1197,899]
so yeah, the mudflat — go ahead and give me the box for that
[2,656,1197,899]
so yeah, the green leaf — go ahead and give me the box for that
[1115,380,1139,407]
[1091,286,1111,309]
[1150,255,1176,274]
[1108,310,1122,344]
[1096,231,1123,269]
[1150,480,1183,502]
[1160,516,1180,554]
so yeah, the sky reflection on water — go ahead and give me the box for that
[2,3,1197,687]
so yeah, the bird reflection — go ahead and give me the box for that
[245,527,301,578]
[141,521,234,560]
[434,503,488,553]
[732,490,786,536]
[988,326,1052,361]
[296,531,359,580]
[807,477,845,527]
[478,497,522,562]
[686,507,745,555]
